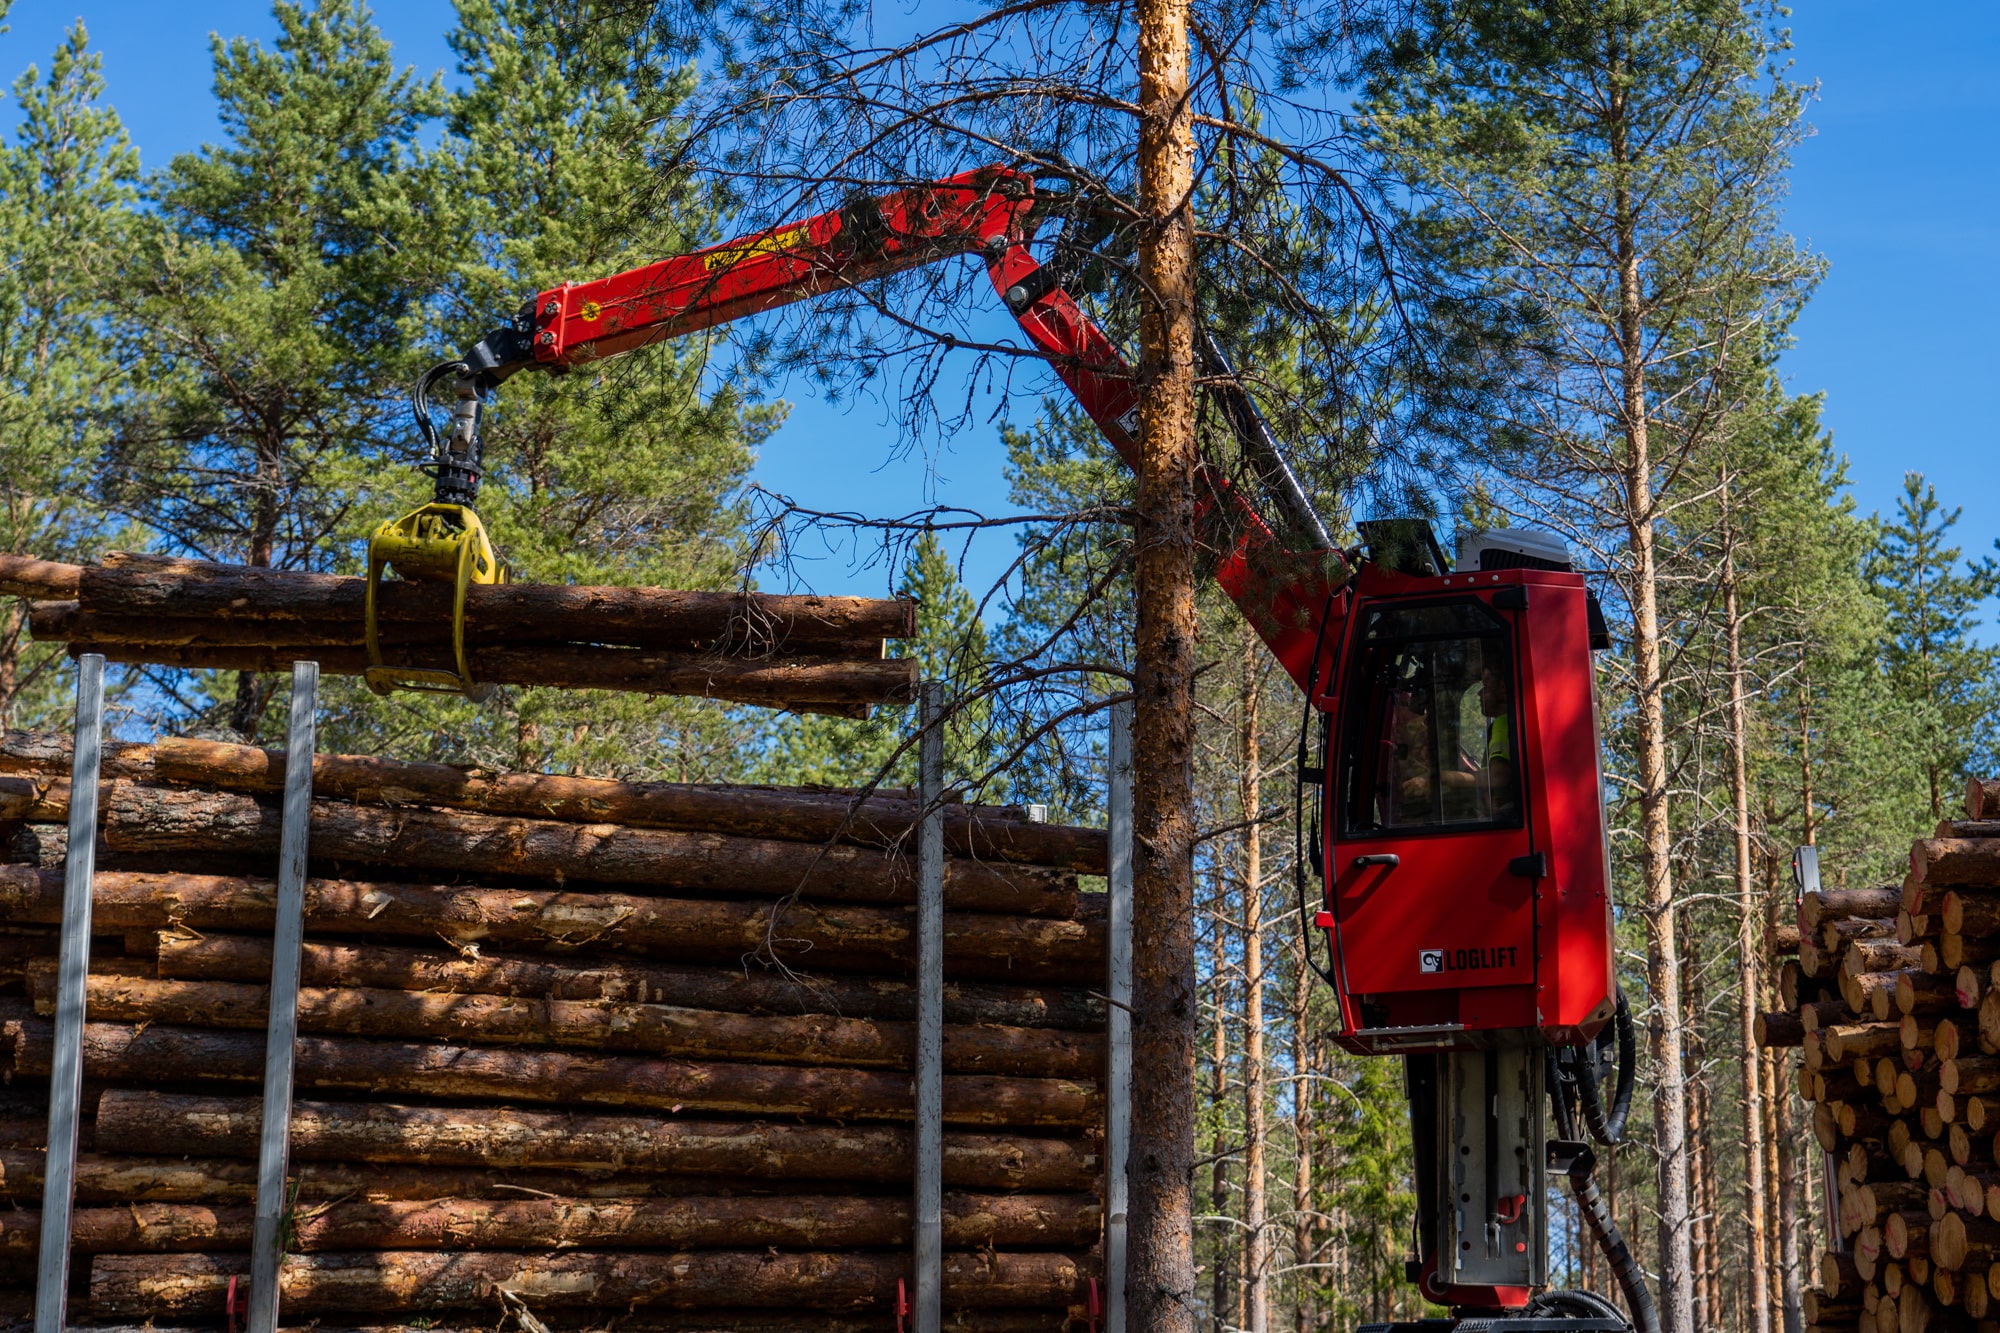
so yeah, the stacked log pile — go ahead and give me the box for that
[0,552,917,715]
[1760,775,2000,1333]
[0,730,1108,1330]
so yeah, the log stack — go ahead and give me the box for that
[0,552,919,715]
[0,729,1108,1330]
[1759,774,2000,1333]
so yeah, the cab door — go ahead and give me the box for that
[1326,595,1539,1032]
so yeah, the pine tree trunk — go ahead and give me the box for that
[0,599,18,729]
[1209,909,1231,1332]
[1610,54,1694,1331]
[1724,534,1773,1333]
[1290,933,1315,1333]
[1241,641,1268,1333]
[1128,0,1200,1327]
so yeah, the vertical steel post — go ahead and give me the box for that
[914,680,945,1333]
[249,661,318,1333]
[1106,699,1134,1333]
[34,653,104,1333]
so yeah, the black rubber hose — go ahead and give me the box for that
[1576,985,1637,1145]
[1568,1147,1659,1333]
[1527,1288,1629,1323]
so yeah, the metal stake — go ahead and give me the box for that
[249,661,319,1333]
[1105,699,1134,1333]
[913,680,945,1333]
[34,653,104,1333]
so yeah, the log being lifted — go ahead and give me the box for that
[33,970,1103,1081]
[94,1091,1097,1190]
[0,867,1104,984]
[152,933,1105,1031]
[21,781,1081,918]
[0,552,913,648]
[0,1190,1099,1255]
[6,1018,1101,1129]
[90,1248,1089,1317]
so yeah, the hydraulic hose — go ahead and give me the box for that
[1575,985,1637,1145]
[1567,1147,1660,1333]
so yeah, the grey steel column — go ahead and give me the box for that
[34,653,105,1333]
[249,661,319,1333]
[913,681,945,1333]
[1105,700,1134,1333]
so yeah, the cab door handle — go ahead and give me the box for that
[1352,854,1400,869]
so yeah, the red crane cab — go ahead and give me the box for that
[1307,527,1616,1057]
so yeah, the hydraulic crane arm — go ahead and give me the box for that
[417,165,1348,694]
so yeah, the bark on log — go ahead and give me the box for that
[1823,1249,1864,1297]
[42,782,1081,919]
[34,971,1103,1081]
[139,737,1106,874]
[1848,971,1902,1021]
[0,867,1103,985]
[92,1092,1098,1191]
[1770,922,1802,955]
[0,1148,853,1206]
[1898,970,1956,1017]
[1846,940,1924,978]
[152,933,1105,1032]
[1828,917,1897,950]
[65,554,915,645]
[1886,1211,1929,1260]
[1945,893,2000,937]
[1896,912,1932,947]
[1805,887,1906,934]
[1934,1212,2000,1271]
[1912,840,2000,890]
[66,638,915,714]
[1969,778,2000,822]
[88,1247,1090,1316]
[1758,1011,1806,1048]
[1943,1059,2000,1097]
[0,1191,1098,1254]
[7,1019,1099,1129]
[1827,1023,1906,1063]
[0,555,79,600]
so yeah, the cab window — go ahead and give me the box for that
[1337,599,1521,836]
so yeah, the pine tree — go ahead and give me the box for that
[97,0,444,739]
[757,530,996,793]
[1869,473,2000,823]
[0,14,137,728]
[313,0,775,779]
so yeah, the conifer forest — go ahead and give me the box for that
[0,1,1991,1331]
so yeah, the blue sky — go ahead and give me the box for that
[4,0,1995,607]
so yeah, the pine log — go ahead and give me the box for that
[1934,1213,2000,1271]
[1896,912,1933,947]
[1897,1280,1925,1332]
[0,1191,1097,1255]
[1828,1023,1906,1063]
[1770,922,1802,955]
[91,1248,1090,1317]
[1806,887,1907,934]
[1970,1097,1995,1134]
[1847,940,1924,978]
[1969,778,2000,822]
[1856,1225,1884,1280]
[1783,961,1811,1010]
[1830,917,1898,949]
[1912,840,2000,890]
[1848,971,1902,1020]
[33,971,1102,1081]
[1935,1266,1958,1306]
[1945,1059,2000,1097]
[1957,967,1982,1011]
[0,867,1104,985]
[1901,1017,1942,1053]
[144,736,1105,874]
[1804,1291,1861,1324]
[1805,998,1855,1033]
[1803,937,1833,979]
[1968,1269,1992,1318]
[0,1148,782,1205]
[1886,1211,1928,1260]
[1924,1106,1946,1140]
[38,782,1081,919]
[1944,932,2000,972]
[1895,1070,1942,1109]
[1980,989,2000,1057]
[1836,1102,1895,1143]
[1824,1250,1865,1298]
[91,1092,1097,1190]
[7,1019,1098,1129]
[68,553,915,643]
[151,933,1104,1032]
[64,636,917,714]
[1759,1011,1806,1048]
[1945,892,2000,937]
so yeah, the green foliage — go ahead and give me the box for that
[0,13,138,727]
[1868,474,2000,822]
[755,530,997,793]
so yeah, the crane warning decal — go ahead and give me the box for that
[1419,946,1519,973]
